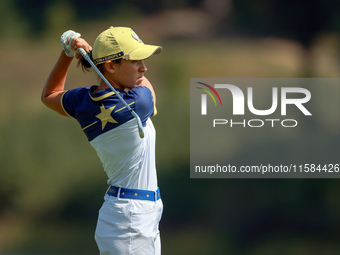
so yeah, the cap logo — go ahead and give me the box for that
[131,30,142,43]
[93,51,124,65]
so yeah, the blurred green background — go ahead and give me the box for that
[1,0,340,254]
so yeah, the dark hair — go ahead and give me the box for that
[77,54,122,73]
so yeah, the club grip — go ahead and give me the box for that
[77,48,89,60]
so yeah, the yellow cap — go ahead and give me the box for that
[92,26,162,65]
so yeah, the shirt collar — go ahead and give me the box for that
[89,85,124,101]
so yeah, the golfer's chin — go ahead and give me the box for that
[137,75,145,83]
[135,80,143,86]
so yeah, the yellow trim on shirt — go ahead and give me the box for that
[152,93,157,116]
[60,91,71,117]
[114,102,135,113]
[89,91,116,101]
[153,105,157,116]
[82,121,98,131]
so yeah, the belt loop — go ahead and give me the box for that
[105,186,111,195]
[117,187,121,199]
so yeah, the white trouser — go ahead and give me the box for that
[95,194,163,255]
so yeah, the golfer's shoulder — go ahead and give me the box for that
[64,86,91,99]
[128,86,153,105]
[128,86,152,98]
[70,86,91,94]
[62,86,92,110]
[126,87,154,117]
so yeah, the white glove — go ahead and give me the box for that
[60,30,81,57]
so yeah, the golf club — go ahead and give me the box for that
[77,47,144,138]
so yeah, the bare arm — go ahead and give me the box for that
[141,77,156,105]
[41,38,92,116]
[41,51,73,116]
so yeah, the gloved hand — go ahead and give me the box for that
[60,30,81,57]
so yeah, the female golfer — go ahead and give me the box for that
[41,26,163,255]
